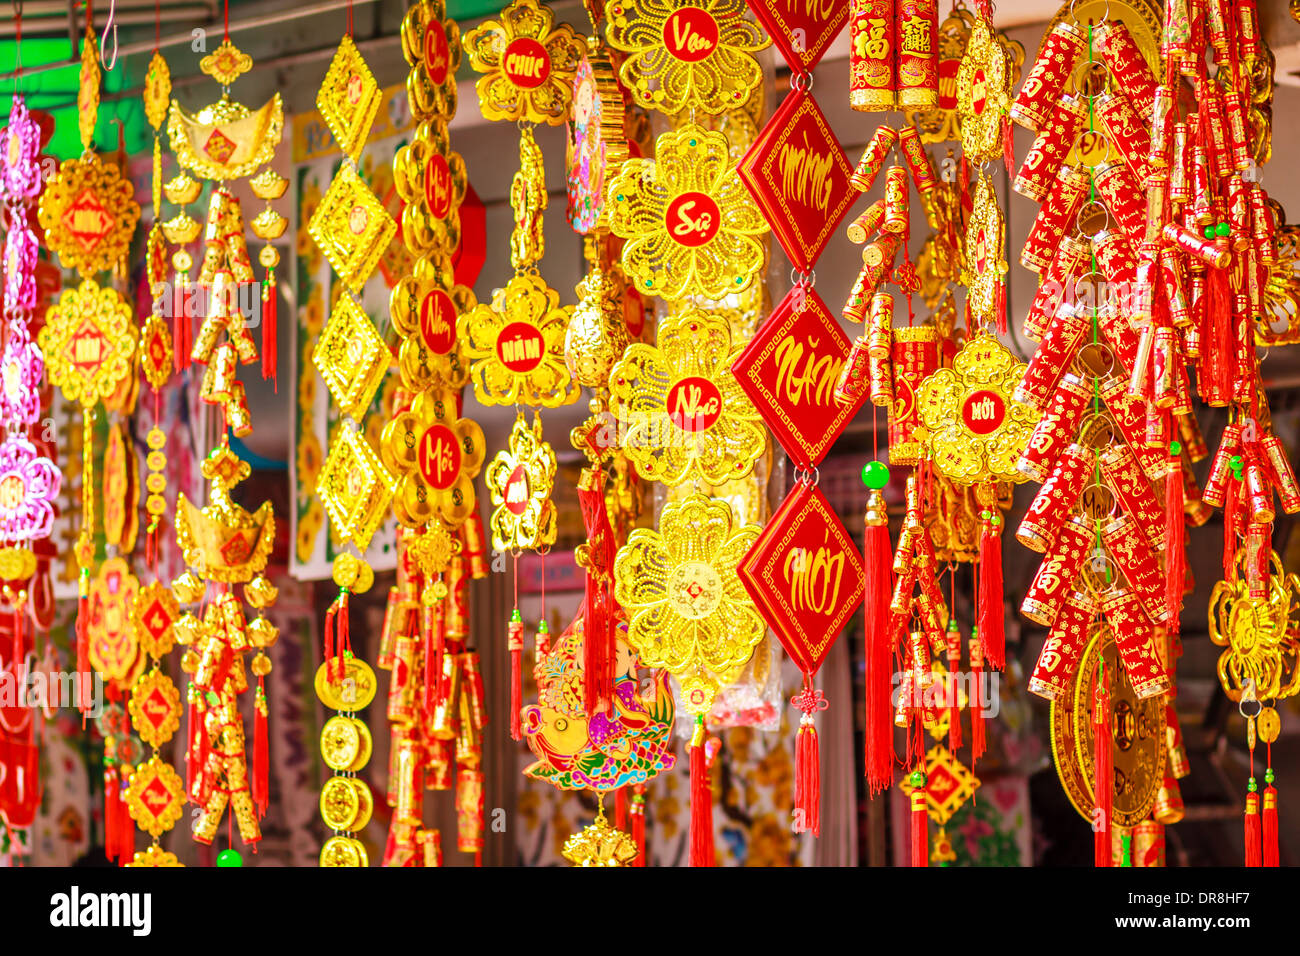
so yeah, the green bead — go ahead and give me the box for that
[862,460,890,489]
[1266,769,1275,784]
[1203,225,1215,240]
[946,618,959,633]
[909,770,926,787]
[537,620,550,634]
[510,609,522,623]
[1249,778,1258,793]
[1216,222,1231,238]
[1168,440,1182,456]
[217,849,243,867]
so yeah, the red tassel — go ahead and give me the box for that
[910,783,928,867]
[579,473,615,715]
[104,768,118,861]
[252,677,269,820]
[185,697,198,796]
[173,276,192,372]
[1002,117,1015,176]
[261,274,277,390]
[978,511,1006,670]
[117,782,133,865]
[614,786,627,832]
[1203,267,1233,402]
[792,685,822,838]
[1263,781,1279,867]
[948,689,962,755]
[689,716,713,867]
[1094,678,1113,868]
[1245,790,1262,867]
[76,574,91,716]
[337,591,350,681]
[631,785,646,867]
[970,631,987,764]
[1223,474,1240,581]
[508,611,523,741]
[1164,452,1186,637]
[863,490,895,795]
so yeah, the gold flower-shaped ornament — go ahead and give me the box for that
[486,414,557,552]
[381,388,485,529]
[461,0,585,125]
[609,308,763,486]
[614,494,763,714]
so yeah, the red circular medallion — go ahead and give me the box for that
[972,69,987,115]
[503,37,551,90]
[496,321,545,374]
[424,153,452,220]
[665,191,721,247]
[419,288,456,355]
[663,8,719,63]
[504,464,530,515]
[667,376,722,432]
[418,424,462,490]
[424,24,450,85]
[961,389,1006,436]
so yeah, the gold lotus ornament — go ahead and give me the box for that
[380,388,485,529]
[460,273,578,407]
[605,0,770,115]
[915,334,1033,485]
[316,34,382,163]
[1209,550,1300,703]
[485,414,557,552]
[316,425,397,551]
[461,0,585,125]
[39,280,137,408]
[608,124,768,301]
[608,307,763,486]
[614,494,764,714]
[175,446,275,584]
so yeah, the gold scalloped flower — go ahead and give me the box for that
[613,493,764,715]
[605,0,770,115]
[485,414,557,553]
[608,124,767,302]
[915,333,1034,485]
[461,0,584,125]
[460,272,578,407]
[380,387,485,529]
[608,307,763,486]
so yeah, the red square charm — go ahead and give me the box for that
[745,0,850,74]
[739,90,855,273]
[739,481,864,677]
[731,286,866,469]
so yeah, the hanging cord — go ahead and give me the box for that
[154,0,159,51]
[346,0,353,36]
[99,0,118,70]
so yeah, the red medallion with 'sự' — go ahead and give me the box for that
[744,0,850,73]
[731,286,865,469]
[738,481,864,677]
[738,89,856,273]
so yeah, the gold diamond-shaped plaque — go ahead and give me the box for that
[308,163,397,293]
[899,744,981,826]
[316,426,396,552]
[311,295,391,419]
[128,669,182,749]
[316,34,382,163]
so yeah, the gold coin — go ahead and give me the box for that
[349,778,374,830]
[320,776,361,831]
[314,657,378,711]
[320,715,361,772]
[320,835,367,867]
[1259,706,1282,744]
[348,717,373,772]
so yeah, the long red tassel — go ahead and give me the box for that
[117,782,133,865]
[172,276,192,372]
[1223,473,1240,580]
[614,785,627,832]
[252,676,269,819]
[977,512,1006,670]
[864,490,894,795]
[336,591,350,681]
[793,688,822,838]
[970,631,987,764]
[910,777,928,867]
[185,697,198,796]
[508,610,523,741]
[948,687,962,754]
[1263,778,1279,867]
[1094,678,1112,868]
[631,785,646,867]
[76,572,90,715]
[1245,789,1262,867]
[689,716,713,867]
[261,273,277,389]
[1164,449,1186,638]
[104,768,118,861]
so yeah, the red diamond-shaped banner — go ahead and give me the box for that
[738,89,855,273]
[738,481,864,677]
[731,286,866,469]
[745,0,849,74]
